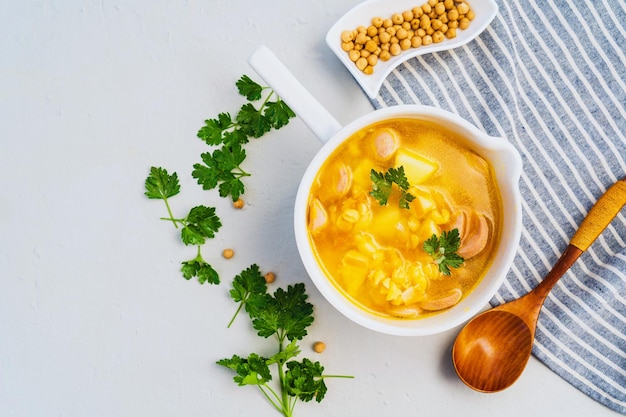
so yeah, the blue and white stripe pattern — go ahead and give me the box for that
[370,0,626,413]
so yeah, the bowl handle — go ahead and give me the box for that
[248,45,343,144]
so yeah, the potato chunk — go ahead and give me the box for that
[394,148,438,184]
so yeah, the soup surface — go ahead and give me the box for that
[307,118,502,319]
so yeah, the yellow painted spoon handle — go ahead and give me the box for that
[570,178,626,252]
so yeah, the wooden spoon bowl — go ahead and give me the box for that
[452,178,626,392]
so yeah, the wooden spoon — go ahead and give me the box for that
[452,178,626,393]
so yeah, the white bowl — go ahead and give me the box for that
[248,46,522,336]
[294,105,522,336]
[326,0,498,99]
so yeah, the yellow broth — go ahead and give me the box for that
[306,118,502,319]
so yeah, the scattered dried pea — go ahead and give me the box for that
[340,0,475,75]
[233,198,244,209]
[313,341,326,353]
[222,248,234,259]
[264,271,276,283]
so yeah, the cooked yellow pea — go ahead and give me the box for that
[313,341,326,353]
[264,272,276,283]
[356,57,368,70]
[233,198,244,209]
[365,39,378,52]
[355,32,368,44]
[433,31,444,43]
[392,13,404,24]
[435,2,446,15]
[341,30,354,43]
[457,2,470,15]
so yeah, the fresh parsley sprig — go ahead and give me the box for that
[218,278,353,417]
[227,264,268,328]
[193,75,295,201]
[144,166,181,228]
[423,228,465,275]
[144,166,222,284]
[369,166,416,209]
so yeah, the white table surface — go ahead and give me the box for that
[0,1,617,416]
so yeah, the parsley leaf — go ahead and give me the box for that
[236,75,263,101]
[217,353,272,386]
[284,358,328,403]
[192,144,250,202]
[144,167,180,227]
[227,264,269,328]
[369,166,415,209]
[237,102,273,138]
[144,166,180,200]
[180,205,222,246]
[197,113,235,146]
[369,169,392,205]
[181,253,220,285]
[423,228,465,275]
[265,100,296,129]
[251,283,314,343]
[267,340,301,365]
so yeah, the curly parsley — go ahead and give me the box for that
[193,75,295,201]
[218,277,352,417]
[144,166,221,284]
[369,166,416,209]
[423,228,465,275]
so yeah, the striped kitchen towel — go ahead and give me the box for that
[369,0,626,414]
